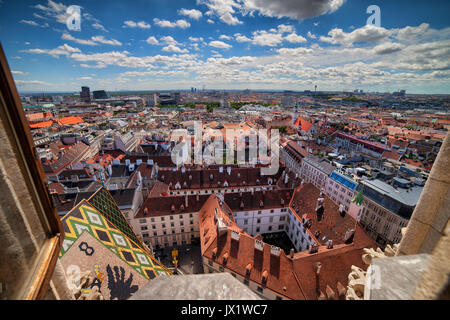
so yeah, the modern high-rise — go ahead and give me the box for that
[80,86,91,103]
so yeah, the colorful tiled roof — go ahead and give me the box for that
[59,198,171,299]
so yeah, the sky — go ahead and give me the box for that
[0,0,450,94]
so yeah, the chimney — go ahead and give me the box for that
[309,243,319,254]
[315,262,322,275]
[254,239,264,251]
[339,204,346,217]
[270,246,281,257]
[289,248,295,258]
[327,240,333,249]
[231,230,240,242]
[171,204,175,212]
[219,166,223,173]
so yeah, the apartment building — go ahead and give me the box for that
[300,155,334,190]
[326,170,358,212]
[357,178,423,246]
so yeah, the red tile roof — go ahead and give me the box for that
[198,184,377,300]
[57,116,84,126]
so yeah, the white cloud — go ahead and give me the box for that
[33,0,68,24]
[161,36,180,45]
[252,30,284,46]
[235,33,251,43]
[91,36,122,46]
[284,33,307,43]
[62,33,121,46]
[179,8,203,20]
[153,18,190,29]
[219,35,232,40]
[209,40,232,49]
[137,21,151,29]
[320,25,391,45]
[146,36,159,45]
[307,31,316,39]
[123,20,151,29]
[162,45,189,53]
[20,20,40,27]
[15,80,50,85]
[123,20,137,28]
[33,13,48,20]
[189,36,204,42]
[373,42,403,55]
[197,0,242,25]
[62,33,97,46]
[92,23,107,32]
[207,19,215,24]
[22,43,81,58]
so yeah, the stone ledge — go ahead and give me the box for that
[129,273,262,300]
[364,254,431,300]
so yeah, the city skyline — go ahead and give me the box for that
[1,0,450,94]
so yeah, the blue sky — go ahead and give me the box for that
[1,0,450,93]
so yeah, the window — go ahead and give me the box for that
[268,226,272,231]
[190,220,193,225]
[139,219,146,223]
[141,226,148,231]
[152,225,156,229]
[276,296,283,301]
[244,219,248,225]
[151,218,155,222]
[170,216,173,220]
[189,213,193,218]
[153,232,157,236]
[142,233,149,238]
[256,227,260,233]
[171,222,174,227]
[278,225,284,230]
[280,216,286,221]
[161,217,165,221]
[179,215,183,219]
[219,266,224,272]
[257,286,263,293]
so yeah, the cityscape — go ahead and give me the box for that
[0,0,449,306]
